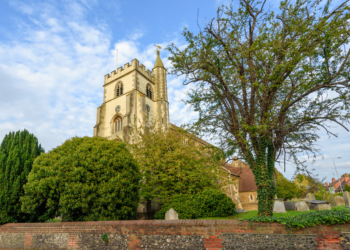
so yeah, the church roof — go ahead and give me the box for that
[222,157,257,192]
[154,50,164,68]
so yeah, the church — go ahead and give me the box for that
[93,50,169,140]
[93,51,258,216]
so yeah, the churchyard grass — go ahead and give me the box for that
[201,205,348,220]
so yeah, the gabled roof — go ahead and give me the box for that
[327,174,350,191]
[222,157,257,192]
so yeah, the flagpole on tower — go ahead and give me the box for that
[116,46,118,70]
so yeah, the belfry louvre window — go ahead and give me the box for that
[146,85,152,99]
[114,117,123,133]
[116,83,123,97]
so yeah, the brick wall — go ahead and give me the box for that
[0,220,349,250]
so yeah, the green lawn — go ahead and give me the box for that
[201,205,349,220]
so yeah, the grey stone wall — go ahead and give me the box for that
[141,235,205,250]
[78,234,128,250]
[0,233,24,249]
[342,232,350,250]
[32,233,68,249]
[221,233,317,250]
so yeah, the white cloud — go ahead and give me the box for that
[0,0,194,152]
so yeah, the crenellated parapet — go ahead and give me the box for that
[104,59,153,85]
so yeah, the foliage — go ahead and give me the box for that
[243,210,350,231]
[154,189,236,219]
[345,184,350,192]
[129,124,224,205]
[167,0,350,216]
[102,233,109,245]
[316,183,335,202]
[276,171,301,200]
[21,137,140,222]
[293,174,323,197]
[0,130,44,223]
[314,193,323,200]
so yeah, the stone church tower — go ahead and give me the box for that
[93,51,169,141]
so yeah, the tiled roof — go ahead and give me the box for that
[222,158,257,192]
[327,174,350,191]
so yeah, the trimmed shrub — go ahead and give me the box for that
[154,189,236,219]
[21,137,140,222]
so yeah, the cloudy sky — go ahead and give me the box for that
[0,0,348,181]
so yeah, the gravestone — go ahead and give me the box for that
[331,196,345,206]
[284,201,295,210]
[344,191,350,208]
[306,193,316,201]
[165,208,179,220]
[309,200,331,210]
[273,198,286,213]
[283,201,309,211]
[295,201,309,211]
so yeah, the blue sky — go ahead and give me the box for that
[0,0,348,182]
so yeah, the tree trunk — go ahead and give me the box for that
[252,138,276,216]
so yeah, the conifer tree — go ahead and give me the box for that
[0,130,44,223]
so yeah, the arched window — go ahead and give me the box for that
[249,193,254,202]
[146,84,153,99]
[116,82,123,97]
[114,116,123,133]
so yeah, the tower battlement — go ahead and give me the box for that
[104,59,153,85]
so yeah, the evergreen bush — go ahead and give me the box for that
[0,130,44,223]
[21,137,140,222]
[154,189,236,219]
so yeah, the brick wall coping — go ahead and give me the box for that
[1,220,349,229]
[0,219,254,228]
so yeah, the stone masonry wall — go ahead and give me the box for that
[0,220,349,250]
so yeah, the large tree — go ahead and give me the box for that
[168,0,350,215]
[0,130,44,223]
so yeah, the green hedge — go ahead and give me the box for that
[243,210,350,230]
[154,189,236,219]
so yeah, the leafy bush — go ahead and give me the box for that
[314,193,323,200]
[21,137,140,222]
[129,125,223,205]
[243,210,350,231]
[0,130,44,223]
[315,192,343,200]
[276,171,301,200]
[154,189,236,219]
[345,184,350,192]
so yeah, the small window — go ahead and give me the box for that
[114,116,123,133]
[146,84,153,99]
[249,194,254,202]
[116,83,123,97]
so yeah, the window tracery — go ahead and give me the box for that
[116,82,123,97]
[114,116,123,133]
[146,84,153,99]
